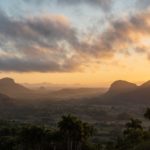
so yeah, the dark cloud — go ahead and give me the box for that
[0,56,81,72]
[0,11,83,72]
[0,9,119,73]
[97,11,150,56]
[0,12,78,50]
[0,9,150,72]
[75,10,150,60]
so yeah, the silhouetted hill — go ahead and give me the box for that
[90,80,150,105]
[0,93,10,102]
[106,80,138,96]
[140,80,150,88]
[0,77,106,101]
[123,80,150,104]
[0,78,32,99]
[0,93,15,108]
[49,88,106,99]
[53,88,104,94]
[3,77,150,105]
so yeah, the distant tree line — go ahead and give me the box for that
[105,108,150,150]
[1,109,150,150]
[0,114,95,150]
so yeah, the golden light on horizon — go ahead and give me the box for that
[0,51,150,87]
[0,1,150,88]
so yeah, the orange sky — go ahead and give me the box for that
[1,52,150,87]
[0,0,150,87]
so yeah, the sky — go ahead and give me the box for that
[0,0,150,87]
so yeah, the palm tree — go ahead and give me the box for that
[144,108,150,120]
[19,125,45,150]
[122,118,144,150]
[58,114,94,150]
[125,118,143,130]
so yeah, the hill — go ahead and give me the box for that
[0,77,106,101]
[48,88,106,100]
[0,93,11,102]
[0,78,32,99]
[106,80,138,96]
[91,80,150,105]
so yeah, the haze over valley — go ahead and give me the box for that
[0,77,149,126]
[1,0,150,149]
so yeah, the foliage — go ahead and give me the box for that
[0,115,94,150]
[104,108,150,150]
[1,108,150,150]
[144,108,150,120]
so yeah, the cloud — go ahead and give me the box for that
[0,11,83,72]
[0,9,150,72]
[135,0,150,9]
[0,56,82,72]
[22,0,113,10]
[0,12,77,49]
[57,0,112,9]
[97,11,150,56]
[0,9,118,73]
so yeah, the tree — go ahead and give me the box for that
[113,118,144,150]
[19,125,46,150]
[123,119,144,148]
[125,118,143,130]
[58,114,94,150]
[144,108,150,120]
[134,141,150,150]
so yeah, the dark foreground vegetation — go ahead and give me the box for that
[0,114,95,150]
[1,108,150,150]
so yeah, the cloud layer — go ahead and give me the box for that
[0,1,150,72]
[56,0,112,10]
[136,0,150,9]
[0,12,81,72]
[23,0,112,9]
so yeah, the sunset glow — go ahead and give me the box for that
[0,0,150,86]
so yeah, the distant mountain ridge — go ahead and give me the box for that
[140,80,150,88]
[49,88,106,99]
[2,77,150,105]
[0,78,31,99]
[0,78,106,100]
[106,80,138,96]
[92,80,150,105]
[0,93,10,101]
[0,93,14,108]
